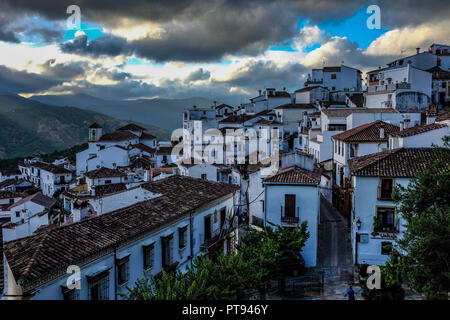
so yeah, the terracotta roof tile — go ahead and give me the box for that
[85,167,126,179]
[264,166,321,184]
[274,103,317,110]
[0,191,22,199]
[8,192,55,210]
[117,124,147,132]
[322,108,397,117]
[332,120,399,143]
[32,162,72,175]
[348,148,448,177]
[140,132,156,140]
[390,123,447,137]
[93,183,127,197]
[436,112,450,122]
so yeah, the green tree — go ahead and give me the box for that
[389,136,450,300]
[359,251,405,300]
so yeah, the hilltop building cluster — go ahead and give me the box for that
[1,43,450,300]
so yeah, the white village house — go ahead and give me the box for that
[2,176,239,300]
[348,148,442,265]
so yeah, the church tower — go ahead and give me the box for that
[88,123,102,142]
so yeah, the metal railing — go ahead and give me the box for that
[280,206,300,224]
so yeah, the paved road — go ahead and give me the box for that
[317,195,352,269]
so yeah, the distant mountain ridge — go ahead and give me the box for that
[0,94,171,159]
[29,94,216,130]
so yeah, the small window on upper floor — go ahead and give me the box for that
[331,74,337,79]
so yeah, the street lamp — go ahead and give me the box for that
[356,217,362,230]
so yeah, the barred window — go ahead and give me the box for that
[178,226,188,249]
[116,256,130,285]
[61,286,79,300]
[143,243,155,271]
[87,270,110,300]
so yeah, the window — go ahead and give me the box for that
[201,173,207,180]
[116,256,130,285]
[262,200,264,212]
[381,241,393,255]
[284,194,296,217]
[105,179,112,184]
[178,226,187,249]
[87,270,110,300]
[161,234,173,268]
[143,243,155,271]
[331,74,337,79]
[379,178,394,200]
[61,286,79,300]
[220,208,227,229]
[15,211,20,218]
[9,198,14,205]
[375,207,396,232]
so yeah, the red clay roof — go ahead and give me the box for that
[274,103,316,110]
[140,132,156,140]
[390,123,447,137]
[8,192,55,210]
[332,120,399,143]
[85,167,126,179]
[264,166,321,184]
[348,148,448,177]
[436,112,450,122]
[117,123,147,132]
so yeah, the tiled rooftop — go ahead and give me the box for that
[332,120,399,143]
[4,176,239,288]
[85,167,126,179]
[8,192,55,210]
[348,148,448,177]
[264,166,321,185]
[390,123,447,137]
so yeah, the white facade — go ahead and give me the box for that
[264,182,320,267]
[4,180,238,300]
[351,176,408,265]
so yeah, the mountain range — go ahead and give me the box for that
[0,94,172,159]
[29,93,215,131]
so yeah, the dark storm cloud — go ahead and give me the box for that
[39,59,88,79]
[215,60,308,89]
[60,33,129,57]
[184,68,211,83]
[3,0,450,60]
[51,79,166,100]
[0,65,62,93]
[0,30,19,43]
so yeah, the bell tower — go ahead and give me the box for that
[88,123,102,142]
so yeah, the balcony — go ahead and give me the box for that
[200,225,227,250]
[280,206,299,225]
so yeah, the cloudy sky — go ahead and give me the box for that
[0,0,449,105]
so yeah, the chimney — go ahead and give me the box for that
[379,123,385,139]
[404,118,410,129]
[416,48,420,54]
[258,89,262,96]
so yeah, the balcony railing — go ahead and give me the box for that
[200,225,227,250]
[280,206,300,224]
